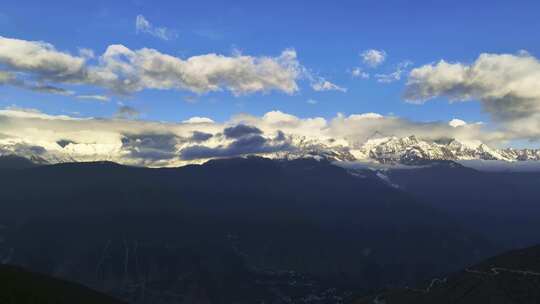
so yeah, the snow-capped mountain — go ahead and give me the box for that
[0,141,116,165]
[2,134,540,167]
[352,135,540,164]
[271,136,357,162]
[276,135,540,165]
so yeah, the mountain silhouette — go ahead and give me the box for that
[0,264,125,304]
[355,244,540,304]
[0,157,495,303]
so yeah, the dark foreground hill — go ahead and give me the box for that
[0,155,39,169]
[355,244,540,304]
[0,264,125,304]
[387,163,540,248]
[0,157,494,303]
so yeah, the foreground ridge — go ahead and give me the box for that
[355,245,540,304]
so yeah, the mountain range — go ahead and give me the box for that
[281,135,540,164]
[2,134,540,167]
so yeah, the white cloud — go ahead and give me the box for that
[311,78,347,92]
[230,110,499,146]
[347,112,384,119]
[76,95,110,102]
[351,67,370,79]
[327,112,499,145]
[404,52,540,139]
[91,45,302,95]
[361,49,386,67]
[307,99,318,104]
[0,36,305,96]
[0,106,80,120]
[302,67,346,93]
[135,15,177,41]
[449,118,467,128]
[375,72,400,83]
[182,117,215,124]
[375,60,412,83]
[0,36,87,83]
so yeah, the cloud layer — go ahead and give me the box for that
[135,15,177,40]
[0,107,504,167]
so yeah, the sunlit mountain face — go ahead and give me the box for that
[2,1,540,303]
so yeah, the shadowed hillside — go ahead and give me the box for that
[355,244,540,304]
[0,264,125,304]
[0,157,495,303]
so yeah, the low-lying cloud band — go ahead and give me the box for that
[0,107,504,167]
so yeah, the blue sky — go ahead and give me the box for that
[1,0,539,126]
